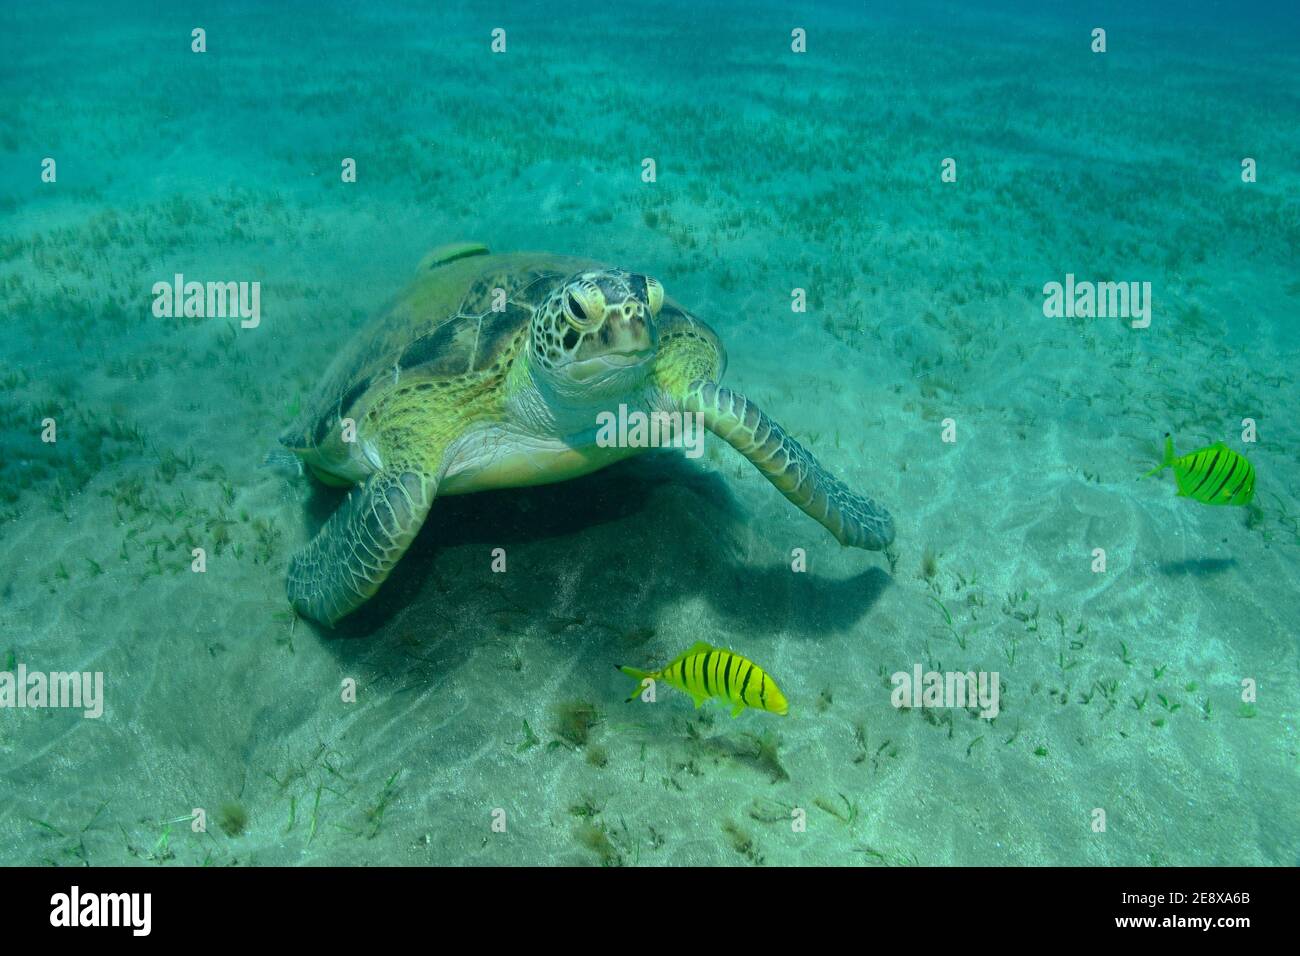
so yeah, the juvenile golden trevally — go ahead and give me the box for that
[618,642,788,717]
[1143,433,1255,506]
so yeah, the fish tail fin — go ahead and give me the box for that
[617,664,655,702]
[1142,433,1175,479]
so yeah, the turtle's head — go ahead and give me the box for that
[530,269,662,394]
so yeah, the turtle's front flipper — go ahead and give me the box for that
[684,381,895,551]
[287,470,437,626]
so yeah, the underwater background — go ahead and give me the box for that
[1,0,1297,866]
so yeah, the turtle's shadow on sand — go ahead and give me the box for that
[300,451,891,667]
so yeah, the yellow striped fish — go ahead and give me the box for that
[618,642,788,717]
[1143,433,1255,506]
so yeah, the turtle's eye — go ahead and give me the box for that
[563,285,603,331]
[566,294,587,323]
[644,277,664,316]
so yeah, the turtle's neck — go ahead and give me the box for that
[513,346,655,442]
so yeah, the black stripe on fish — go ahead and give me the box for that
[1234,464,1255,498]
[738,662,754,704]
[1189,450,1222,496]
[1208,456,1240,501]
[1225,457,1252,501]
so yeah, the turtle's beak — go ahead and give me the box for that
[565,348,654,384]
[562,300,657,384]
[595,300,657,357]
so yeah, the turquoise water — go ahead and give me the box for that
[1,1,1296,866]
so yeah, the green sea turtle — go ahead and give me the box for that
[281,243,894,626]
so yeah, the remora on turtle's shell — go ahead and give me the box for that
[281,242,895,626]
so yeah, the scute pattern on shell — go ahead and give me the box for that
[282,253,592,454]
[460,268,564,316]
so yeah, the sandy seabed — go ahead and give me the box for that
[0,1,1296,866]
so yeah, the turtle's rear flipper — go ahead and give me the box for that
[287,470,437,626]
[685,381,894,551]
